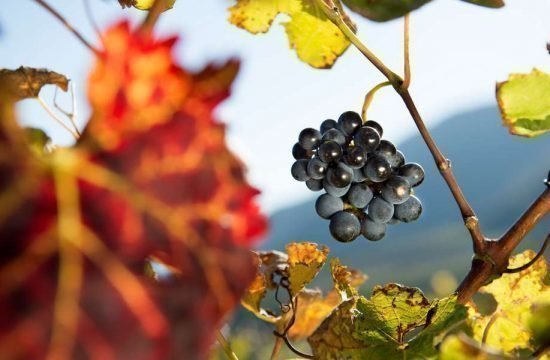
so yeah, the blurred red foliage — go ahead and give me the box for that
[0,21,267,359]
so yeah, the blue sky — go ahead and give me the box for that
[1,0,549,212]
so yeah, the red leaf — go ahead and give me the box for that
[0,21,267,359]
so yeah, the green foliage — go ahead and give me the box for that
[341,0,432,22]
[308,284,467,359]
[496,69,550,137]
[341,0,502,22]
[459,0,504,8]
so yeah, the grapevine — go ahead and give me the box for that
[1,0,549,359]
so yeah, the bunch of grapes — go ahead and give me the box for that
[291,111,425,243]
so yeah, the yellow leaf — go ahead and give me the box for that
[286,242,329,297]
[331,258,368,300]
[228,0,352,68]
[240,252,286,323]
[241,272,267,314]
[287,288,340,340]
[440,334,507,360]
[118,0,177,10]
[469,250,550,355]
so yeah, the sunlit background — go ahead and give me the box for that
[1,0,549,212]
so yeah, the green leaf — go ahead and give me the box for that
[308,299,377,359]
[354,284,431,344]
[341,0,432,22]
[407,296,468,358]
[308,284,467,359]
[459,0,504,8]
[496,68,550,137]
[228,0,352,68]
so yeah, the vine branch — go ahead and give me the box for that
[316,1,550,304]
[457,188,550,303]
[315,0,401,84]
[32,0,100,56]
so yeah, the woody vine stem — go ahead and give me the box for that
[315,0,550,304]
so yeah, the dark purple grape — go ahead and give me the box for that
[329,211,361,242]
[363,155,392,183]
[306,178,323,191]
[364,120,383,137]
[318,141,343,164]
[292,142,314,160]
[323,179,351,197]
[291,160,310,181]
[399,163,425,187]
[307,157,328,180]
[298,128,322,150]
[381,176,411,204]
[361,216,386,241]
[320,119,337,133]
[388,217,400,225]
[315,194,344,219]
[347,183,373,209]
[353,168,367,183]
[390,150,405,168]
[394,195,422,222]
[367,197,394,223]
[376,140,397,161]
[322,128,347,146]
[353,126,380,152]
[327,162,353,188]
[337,111,362,136]
[344,146,367,169]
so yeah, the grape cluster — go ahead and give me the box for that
[291,111,425,243]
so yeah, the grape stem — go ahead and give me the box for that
[362,81,391,121]
[503,234,549,274]
[32,0,100,56]
[403,14,411,90]
[315,0,550,304]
